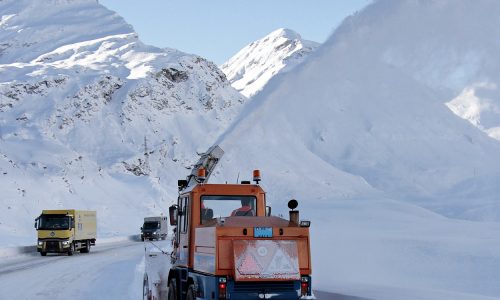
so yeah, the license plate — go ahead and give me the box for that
[254,227,273,238]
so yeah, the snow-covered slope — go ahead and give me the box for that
[221,28,319,98]
[0,0,245,243]
[217,0,500,221]
[350,0,500,141]
[0,0,130,64]
[212,0,500,298]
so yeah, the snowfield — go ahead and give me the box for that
[0,240,145,299]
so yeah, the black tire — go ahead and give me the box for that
[80,240,90,253]
[68,243,74,256]
[168,278,177,300]
[186,284,195,300]
[141,236,144,242]
[40,251,47,256]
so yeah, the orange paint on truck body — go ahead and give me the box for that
[175,183,312,281]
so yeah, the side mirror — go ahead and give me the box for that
[169,205,178,226]
[34,222,37,229]
[140,227,143,231]
[178,180,188,191]
[265,206,272,216]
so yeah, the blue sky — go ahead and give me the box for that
[99,0,371,65]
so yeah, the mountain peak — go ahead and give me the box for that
[221,28,319,98]
[268,28,302,40]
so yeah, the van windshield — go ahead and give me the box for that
[38,214,71,230]
[143,221,160,230]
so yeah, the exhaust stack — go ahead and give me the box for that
[288,199,299,225]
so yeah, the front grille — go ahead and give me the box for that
[46,241,60,251]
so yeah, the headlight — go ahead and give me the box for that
[62,240,70,245]
[38,241,43,246]
[153,232,158,235]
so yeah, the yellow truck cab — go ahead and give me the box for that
[35,209,96,256]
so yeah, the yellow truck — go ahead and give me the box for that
[35,209,96,256]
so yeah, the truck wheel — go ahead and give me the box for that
[186,284,195,300]
[80,240,90,253]
[40,251,47,256]
[68,243,75,256]
[167,279,177,300]
[141,236,144,242]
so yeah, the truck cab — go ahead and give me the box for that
[142,216,168,241]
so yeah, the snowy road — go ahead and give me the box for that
[314,291,372,300]
[0,240,145,299]
[0,240,368,300]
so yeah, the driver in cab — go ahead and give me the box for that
[231,199,254,216]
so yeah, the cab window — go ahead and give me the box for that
[180,197,189,233]
[200,195,256,223]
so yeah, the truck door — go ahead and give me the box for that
[177,195,190,266]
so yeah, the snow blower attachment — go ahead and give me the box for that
[143,145,314,300]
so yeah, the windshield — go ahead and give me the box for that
[143,221,160,230]
[201,195,257,224]
[38,214,71,230]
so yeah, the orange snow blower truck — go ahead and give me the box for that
[143,145,313,300]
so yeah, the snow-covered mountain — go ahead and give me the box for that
[216,0,500,221]
[221,28,319,98]
[0,0,245,242]
[2,0,500,298]
[353,0,500,141]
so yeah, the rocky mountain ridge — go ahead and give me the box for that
[0,0,245,238]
